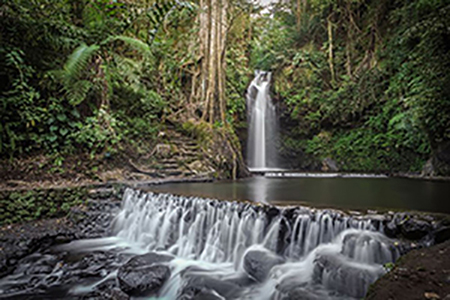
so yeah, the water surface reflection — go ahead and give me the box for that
[149,176,450,213]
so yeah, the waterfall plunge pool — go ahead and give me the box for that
[147,175,450,214]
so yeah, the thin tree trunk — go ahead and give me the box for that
[327,14,336,85]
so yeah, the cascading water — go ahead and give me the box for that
[247,70,278,171]
[0,189,401,299]
[112,189,398,299]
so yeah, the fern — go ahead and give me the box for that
[104,35,151,56]
[64,43,99,82]
[67,80,94,106]
[146,0,196,42]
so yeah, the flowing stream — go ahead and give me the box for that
[0,188,400,299]
[247,71,278,171]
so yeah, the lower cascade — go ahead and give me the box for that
[114,189,398,299]
[0,188,400,299]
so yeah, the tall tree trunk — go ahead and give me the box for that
[327,14,336,85]
[194,0,227,123]
[296,0,301,30]
[189,0,247,179]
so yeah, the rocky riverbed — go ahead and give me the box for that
[0,185,449,299]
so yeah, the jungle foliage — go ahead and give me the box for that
[0,0,193,159]
[246,0,450,173]
[1,0,449,174]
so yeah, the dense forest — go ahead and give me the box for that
[1,0,450,178]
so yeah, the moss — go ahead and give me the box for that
[0,187,88,226]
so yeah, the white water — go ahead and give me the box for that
[247,70,278,171]
[107,188,400,299]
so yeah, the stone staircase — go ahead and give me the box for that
[128,129,215,179]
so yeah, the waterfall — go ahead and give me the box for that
[111,188,400,299]
[247,70,278,171]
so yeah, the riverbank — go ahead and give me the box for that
[366,239,450,300]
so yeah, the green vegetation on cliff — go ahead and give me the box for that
[1,0,449,175]
[245,0,450,173]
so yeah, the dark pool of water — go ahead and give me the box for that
[148,176,450,214]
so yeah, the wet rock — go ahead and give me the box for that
[313,253,384,299]
[224,273,256,288]
[282,287,327,300]
[400,218,432,240]
[179,266,243,299]
[383,216,399,238]
[81,288,130,300]
[433,141,450,175]
[121,252,174,268]
[179,285,224,300]
[341,231,398,264]
[265,206,280,224]
[422,158,435,177]
[181,275,241,299]
[14,253,58,275]
[117,252,173,296]
[243,249,285,282]
[118,264,170,296]
[434,226,450,244]
[321,158,339,172]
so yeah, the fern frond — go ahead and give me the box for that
[66,80,94,106]
[104,35,151,56]
[64,43,99,81]
[147,0,196,41]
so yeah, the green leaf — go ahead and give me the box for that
[59,128,69,136]
[57,114,67,122]
[47,135,57,142]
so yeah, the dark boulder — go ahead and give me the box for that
[243,249,285,282]
[282,287,327,300]
[121,252,174,268]
[178,285,224,300]
[434,226,450,244]
[117,252,173,296]
[118,264,170,296]
[14,254,58,275]
[400,218,432,240]
[179,267,242,299]
[81,288,130,300]
[313,253,384,299]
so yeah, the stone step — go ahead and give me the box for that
[160,158,178,164]
[164,170,183,176]
[160,163,179,169]
[174,153,198,158]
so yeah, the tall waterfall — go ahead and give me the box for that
[111,188,399,299]
[247,70,278,171]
